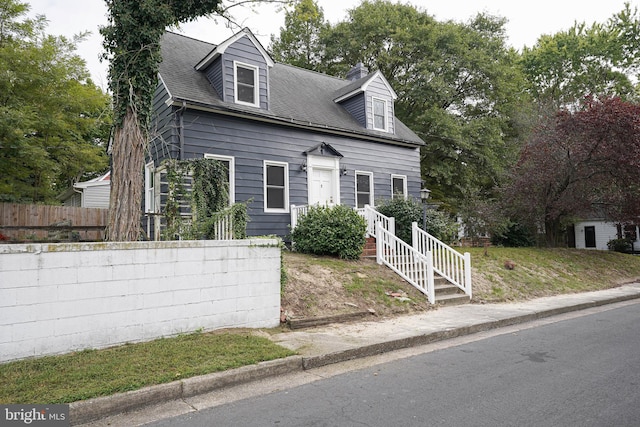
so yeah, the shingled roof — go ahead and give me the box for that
[158,31,424,147]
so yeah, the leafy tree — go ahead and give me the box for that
[0,0,42,45]
[609,3,640,77]
[520,4,640,109]
[503,97,640,246]
[282,1,527,211]
[101,0,224,241]
[269,0,328,71]
[0,0,111,203]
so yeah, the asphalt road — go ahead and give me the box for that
[147,301,640,427]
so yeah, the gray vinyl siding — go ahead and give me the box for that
[204,57,223,98]
[146,83,179,238]
[150,83,178,164]
[366,75,395,134]
[176,110,420,239]
[64,192,81,207]
[340,93,366,127]
[82,185,110,209]
[220,36,269,109]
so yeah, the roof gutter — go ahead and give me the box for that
[167,98,424,148]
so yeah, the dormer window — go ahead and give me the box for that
[372,97,387,131]
[234,61,259,107]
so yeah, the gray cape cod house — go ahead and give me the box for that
[145,28,425,239]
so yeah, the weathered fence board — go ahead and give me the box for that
[0,203,108,242]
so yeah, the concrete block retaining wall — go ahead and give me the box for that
[0,239,281,363]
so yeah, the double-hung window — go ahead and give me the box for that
[144,162,155,213]
[391,174,407,199]
[264,161,289,212]
[234,62,259,107]
[372,97,387,131]
[355,171,373,208]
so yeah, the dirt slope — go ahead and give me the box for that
[281,251,432,321]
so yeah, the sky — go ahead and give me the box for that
[29,0,638,90]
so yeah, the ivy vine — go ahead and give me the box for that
[100,0,223,128]
[162,158,249,240]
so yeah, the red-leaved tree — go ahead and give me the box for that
[505,97,640,246]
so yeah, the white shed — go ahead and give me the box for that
[573,220,640,251]
[59,171,111,209]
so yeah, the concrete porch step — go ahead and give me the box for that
[434,277,470,306]
[434,292,471,306]
[435,283,461,296]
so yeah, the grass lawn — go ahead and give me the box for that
[0,331,294,404]
[466,247,640,302]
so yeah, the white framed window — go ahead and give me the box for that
[203,154,235,205]
[264,160,289,213]
[234,61,259,107]
[372,97,388,131]
[391,174,407,199]
[355,171,374,208]
[144,162,155,213]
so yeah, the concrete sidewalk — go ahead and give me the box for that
[72,283,640,425]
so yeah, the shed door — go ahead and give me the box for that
[310,168,336,206]
[584,226,596,248]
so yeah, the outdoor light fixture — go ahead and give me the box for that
[341,166,348,175]
[300,161,307,171]
[420,188,431,230]
[420,188,431,203]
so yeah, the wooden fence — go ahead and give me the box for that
[0,203,108,242]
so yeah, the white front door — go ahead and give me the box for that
[311,168,336,205]
[307,155,340,206]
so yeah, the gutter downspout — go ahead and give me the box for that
[177,100,187,160]
[72,186,83,207]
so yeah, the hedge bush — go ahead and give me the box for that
[491,222,536,247]
[291,204,366,259]
[607,238,632,253]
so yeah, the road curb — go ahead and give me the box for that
[70,356,303,425]
[70,291,640,425]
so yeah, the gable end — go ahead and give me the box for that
[335,71,397,134]
[201,34,271,109]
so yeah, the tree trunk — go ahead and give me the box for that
[107,107,146,241]
[544,218,564,247]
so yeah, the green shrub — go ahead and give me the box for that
[375,198,457,243]
[607,238,632,253]
[491,222,536,247]
[291,204,366,259]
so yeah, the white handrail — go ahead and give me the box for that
[290,204,309,230]
[358,204,395,238]
[376,221,435,304]
[411,222,472,297]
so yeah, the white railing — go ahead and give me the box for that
[288,203,471,302]
[376,222,435,304]
[357,204,395,238]
[290,204,309,230]
[211,209,234,240]
[411,222,472,297]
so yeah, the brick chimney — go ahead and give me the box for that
[346,62,369,81]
